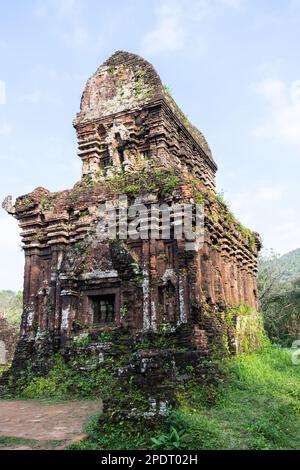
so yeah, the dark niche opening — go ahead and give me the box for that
[90,294,115,325]
[115,132,125,165]
[158,281,177,323]
[165,241,175,267]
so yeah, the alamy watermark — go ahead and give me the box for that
[0,80,6,105]
[94,195,205,251]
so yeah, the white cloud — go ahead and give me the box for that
[253,78,300,151]
[255,186,285,203]
[57,0,88,46]
[141,0,242,55]
[33,0,89,48]
[142,2,185,55]
[0,123,12,136]
[260,204,300,254]
[225,184,300,254]
[255,78,285,99]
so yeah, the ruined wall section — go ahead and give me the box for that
[186,181,260,311]
[73,103,217,190]
[12,181,191,342]
[156,104,216,191]
[11,167,259,351]
[73,51,217,192]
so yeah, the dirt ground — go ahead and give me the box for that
[0,400,102,450]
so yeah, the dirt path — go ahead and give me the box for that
[0,400,102,450]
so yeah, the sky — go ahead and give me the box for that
[0,0,300,291]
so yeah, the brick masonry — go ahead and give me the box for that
[2,51,262,374]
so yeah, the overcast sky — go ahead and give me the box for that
[0,0,300,290]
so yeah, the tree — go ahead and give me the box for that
[0,290,23,328]
[258,251,300,345]
[257,250,287,311]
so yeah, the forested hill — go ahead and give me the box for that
[278,248,300,281]
[258,248,300,345]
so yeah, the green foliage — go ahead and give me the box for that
[73,333,90,347]
[151,426,188,450]
[106,168,180,197]
[40,194,58,212]
[172,346,300,450]
[211,211,219,223]
[159,322,176,334]
[0,290,22,327]
[0,364,11,378]
[249,233,257,251]
[67,416,155,451]
[67,176,101,204]
[0,435,65,450]
[120,304,129,321]
[132,331,184,351]
[16,354,114,400]
[135,70,146,79]
[258,250,300,345]
[214,192,256,252]
[134,77,153,100]
[194,191,205,206]
[236,222,256,250]
[226,303,259,327]
[97,331,113,342]
[263,278,300,345]
[228,303,255,318]
[72,319,85,333]
[165,409,226,450]
[216,191,228,209]
[277,248,300,282]
[160,174,181,195]
[225,304,267,354]
[163,84,172,96]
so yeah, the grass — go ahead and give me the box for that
[0,435,66,450]
[66,414,157,450]
[68,345,300,450]
[172,345,300,450]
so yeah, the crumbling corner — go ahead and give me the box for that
[2,195,15,215]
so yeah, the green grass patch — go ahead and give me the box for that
[68,346,300,450]
[172,345,300,450]
[0,435,65,450]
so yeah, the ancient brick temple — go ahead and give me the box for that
[3,51,262,368]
